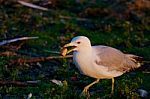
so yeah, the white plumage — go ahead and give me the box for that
[63,36,142,95]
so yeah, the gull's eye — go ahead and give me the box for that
[77,41,81,44]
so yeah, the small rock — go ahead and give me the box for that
[138,89,148,98]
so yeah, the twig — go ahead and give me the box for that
[0,80,40,87]
[18,0,48,11]
[0,37,38,46]
[0,51,17,56]
[59,15,89,21]
[142,61,150,63]
[9,55,73,66]
[142,71,150,74]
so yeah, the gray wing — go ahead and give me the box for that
[93,45,140,72]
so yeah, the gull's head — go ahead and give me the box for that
[63,36,91,53]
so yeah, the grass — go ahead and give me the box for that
[0,0,150,98]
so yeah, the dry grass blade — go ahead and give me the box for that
[18,0,48,11]
[0,37,38,46]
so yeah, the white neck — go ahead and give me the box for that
[78,45,92,53]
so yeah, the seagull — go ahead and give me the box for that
[62,36,142,95]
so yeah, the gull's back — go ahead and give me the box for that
[92,45,141,78]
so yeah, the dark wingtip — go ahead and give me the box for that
[133,56,144,62]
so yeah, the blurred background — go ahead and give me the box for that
[0,0,150,98]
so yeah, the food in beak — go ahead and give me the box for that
[61,44,77,56]
[61,47,68,56]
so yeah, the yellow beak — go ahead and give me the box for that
[64,43,73,48]
[62,43,77,55]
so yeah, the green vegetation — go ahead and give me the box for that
[0,0,150,98]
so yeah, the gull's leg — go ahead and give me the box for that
[111,77,115,94]
[82,79,100,95]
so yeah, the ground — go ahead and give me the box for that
[0,0,150,99]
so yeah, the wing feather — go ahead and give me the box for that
[93,46,140,72]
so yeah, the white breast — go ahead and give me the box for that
[73,52,101,78]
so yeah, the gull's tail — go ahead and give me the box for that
[125,54,143,69]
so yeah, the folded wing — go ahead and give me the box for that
[93,46,142,73]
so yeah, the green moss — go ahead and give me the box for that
[0,1,150,98]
